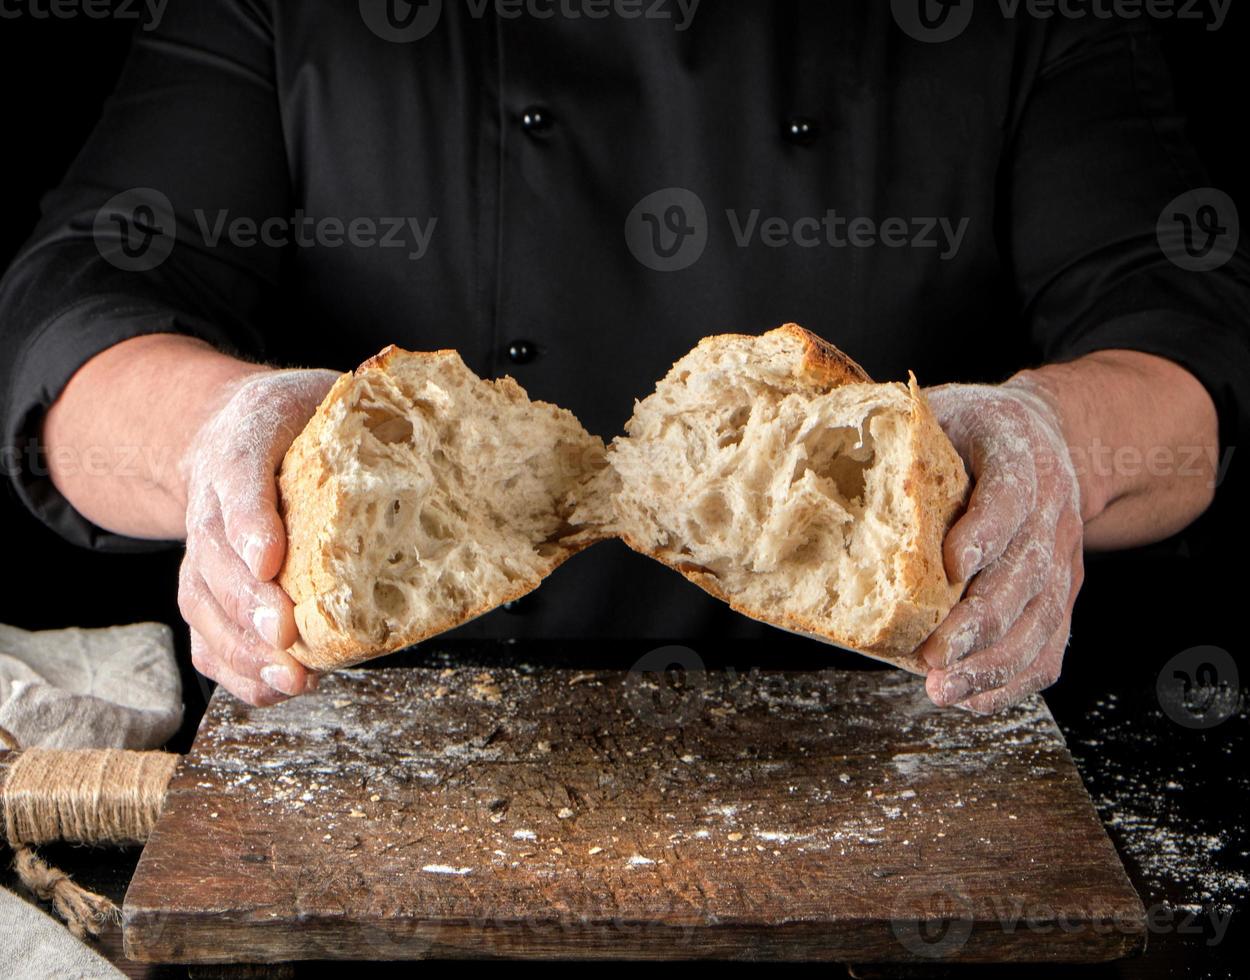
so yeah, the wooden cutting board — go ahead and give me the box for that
[123,664,1145,964]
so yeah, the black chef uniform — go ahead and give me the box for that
[2,0,1248,644]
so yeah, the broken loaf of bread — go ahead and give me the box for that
[575,324,970,674]
[277,347,607,671]
[277,325,970,673]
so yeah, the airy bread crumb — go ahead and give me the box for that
[278,325,969,673]
[575,325,970,673]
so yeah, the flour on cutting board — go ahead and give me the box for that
[191,667,533,818]
[182,665,1065,870]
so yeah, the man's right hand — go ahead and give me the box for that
[179,368,338,706]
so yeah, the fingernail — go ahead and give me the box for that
[959,544,983,580]
[941,674,975,704]
[252,607,281,648]
[260,663,298,696]
[242,535,267,578]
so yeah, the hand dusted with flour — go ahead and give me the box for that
[919,380,1083,714]
[180,369,339,705]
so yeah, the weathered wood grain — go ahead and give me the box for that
[122,666,1145,963]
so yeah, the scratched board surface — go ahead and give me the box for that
[123,666,1145,964]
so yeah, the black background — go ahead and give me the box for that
[0,3,1246,976]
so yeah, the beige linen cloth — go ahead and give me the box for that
[0,620,184,979]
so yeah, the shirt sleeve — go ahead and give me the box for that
[0,0,288,551]
[1008,18,1250,458]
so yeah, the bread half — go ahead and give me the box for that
[572,324,970,673]
[277,347,607,671]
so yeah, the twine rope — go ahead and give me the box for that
[3,749,177,847]
[0,726,178,938]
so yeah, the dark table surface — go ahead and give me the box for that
[6,625,1244,979]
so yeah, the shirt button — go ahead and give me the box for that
[507,339,537,364]
[521,106,553,135]
[784,117,819,145]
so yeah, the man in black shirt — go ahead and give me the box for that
[1,2,1245,711]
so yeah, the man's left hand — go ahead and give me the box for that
[918,379,1084,713]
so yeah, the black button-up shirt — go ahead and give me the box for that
[2,0,1248,641]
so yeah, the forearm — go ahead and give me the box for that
[41,334,267,540]
[1013,350,1221,550]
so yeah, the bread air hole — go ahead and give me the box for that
[798,421,875,503]
[372,581,408,619]
[691,492,730,538]
[716,406,750,448]
[418,506,452,542]
[362,407,415,446]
